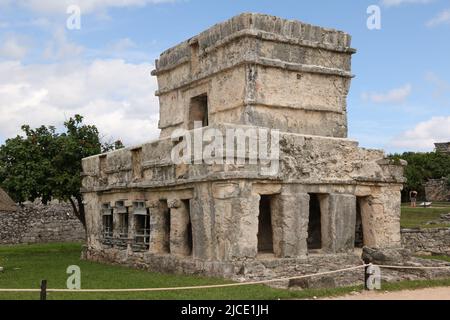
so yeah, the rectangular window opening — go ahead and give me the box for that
[133,201,150,250]
[116,201,128,239]
[189,94,208,130]
[101,203,113,240]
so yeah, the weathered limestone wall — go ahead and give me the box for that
[425,178,449,202]
[401,228,450,256]
[81,13,406,282]
[0,202,85,244]
[153,13,354,139]
[82,125,405,190]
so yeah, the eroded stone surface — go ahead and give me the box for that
[0,201,85,244]
[81,13,407,283]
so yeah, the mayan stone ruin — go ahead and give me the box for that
[425,143,450,202]
[81,13,407,283]
[434,142,450,155]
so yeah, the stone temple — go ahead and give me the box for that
[81,13,405,284]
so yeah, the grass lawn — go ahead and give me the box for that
[401,202,450,229]
[417,255,450,263]
[0,243,361,300]
[0,243,450,300]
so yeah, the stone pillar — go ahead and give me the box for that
[272,193,309,258]
[147,200,170,254]
[83,192,102,249]
[125,200,134,251]
[190,196,213,260]
[321,194,356,253]
[367,186,402,248]
[112,203,120,239]
[167,199,192,256]
[231,195,260,259]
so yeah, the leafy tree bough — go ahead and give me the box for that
[390,152,450,202]
[0,115,123,229]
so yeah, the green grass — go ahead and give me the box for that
[417,255,450,263]
[401,203,450,229]
[0,243,361,300]
[1,243,449,300]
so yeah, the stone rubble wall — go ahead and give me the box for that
[0,202,86,244]
[401,228,450,256]
[424,178,449,202]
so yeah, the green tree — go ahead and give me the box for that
[0,115,123,228]
[390,151,450,201]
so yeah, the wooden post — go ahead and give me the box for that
[40,280,47,300]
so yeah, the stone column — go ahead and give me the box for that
[147,200,170,254]
[83,193,102,249]
[272,193,309,258]
[366,186,402,248]
[231,195,260,259]
[190,197,212,260]
[112,203,120,239]
[168,199,192,256]
[125,200,134,251]
[322,194,357,253]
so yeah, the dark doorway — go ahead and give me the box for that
[160,200,171,254]
[355,197,364,248]
[257,195,274,254]
[183,200,193,256]
[307,194,322,250]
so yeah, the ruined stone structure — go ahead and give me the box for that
[424,143,450,202]
[0,201,86,244]
[425,178,449,202]
[435,142,450,155]
[81,14,405,282]
[402,228,450,256]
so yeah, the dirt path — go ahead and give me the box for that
[326,287,450,300]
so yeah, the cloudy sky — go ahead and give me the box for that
[0,0,449,153]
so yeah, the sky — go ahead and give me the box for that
[0,0,449,154]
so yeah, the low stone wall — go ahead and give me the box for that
[401,228,450,256]
[85,246,450,288]
[0,202,85,244]
[84,246,365,288]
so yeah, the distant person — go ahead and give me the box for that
[409,190,418,207]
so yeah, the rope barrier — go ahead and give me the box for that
[0,264,368,293]
[1,263,450,293]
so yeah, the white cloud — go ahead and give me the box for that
[426,9,450,27]
[42,28,84,60]
[0,0,176,14]
[0,59,160,145]
[108,38,137,52]
[381,0,434,7]
[361,84,412,104]
[426,72,450,100]
[389,116,450,151]
[0,35,30,59]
